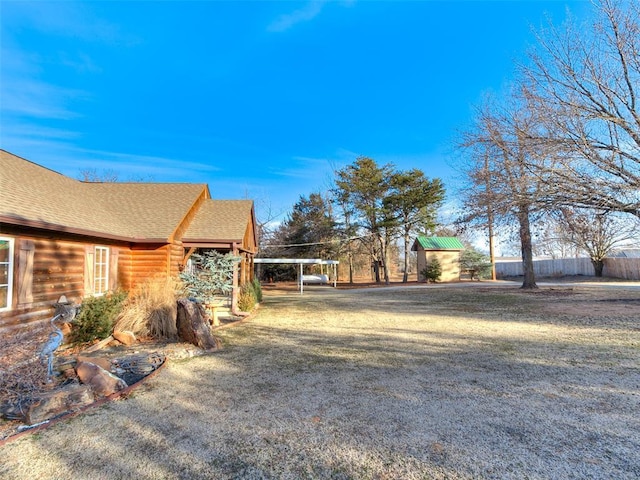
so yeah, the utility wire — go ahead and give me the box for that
[262,233,373,248]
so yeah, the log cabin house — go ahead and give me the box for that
[0,150,258,331]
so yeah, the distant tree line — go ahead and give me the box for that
[259,156,445,284]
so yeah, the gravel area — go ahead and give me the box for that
[1,283,639,479]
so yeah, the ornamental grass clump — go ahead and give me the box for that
[237,279,262,312]
[114,277,181,340]
[237,285,255,312]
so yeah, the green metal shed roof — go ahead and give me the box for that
[415,236,464,250]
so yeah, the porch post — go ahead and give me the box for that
[232,243,239,312]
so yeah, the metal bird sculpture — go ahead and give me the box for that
[39,297,80,382]
[40,314,65,382]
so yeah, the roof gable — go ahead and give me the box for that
[183,199,254,243]
[413,236,465,251]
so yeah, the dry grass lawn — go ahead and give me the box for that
[1,282,639,479]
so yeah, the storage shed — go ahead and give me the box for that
[411,236,465,282]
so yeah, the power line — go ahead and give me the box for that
[262,233,373,248]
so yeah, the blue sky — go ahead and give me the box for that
[1,0,592,222]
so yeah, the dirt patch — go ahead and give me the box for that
[0,332,206,442]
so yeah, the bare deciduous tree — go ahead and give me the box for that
[459,96,551,289]
[554,208,639,276]
[78,168,154,183]
[79,168,119,183]
[521,0,640,218]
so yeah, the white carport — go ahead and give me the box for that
[254,258,339,294]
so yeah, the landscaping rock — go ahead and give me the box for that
[84,335,115,353]
[25,383,94,425]
[76,361,128,397]
[113,330,136,346]
[176,299,221,350]
[76,355,112,371]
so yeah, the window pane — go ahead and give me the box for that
[0,286,7,309]
[0,241,9,263]
[0,265,8,284]
[94,247,109,295]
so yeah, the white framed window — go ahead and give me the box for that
[94,246,109,296]
[0,237,14,311]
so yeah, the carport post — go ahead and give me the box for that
[299,263,304,294]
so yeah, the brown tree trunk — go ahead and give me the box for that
[518,206,538,289]
[372,245,381,282]
[379,234,390,285]
[402,232,410,283]
[591,259,604,277]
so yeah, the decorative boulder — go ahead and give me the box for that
[76,355,112,371]
[25,384,95,425]
[176,299,221,350]
[113,330,136,346]
[76,361,128,397]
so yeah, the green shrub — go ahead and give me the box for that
[421,258,442,283]
[71,291,128,345]
[459,248,493,280]
[251,278,263,303]
[237,282,257,312]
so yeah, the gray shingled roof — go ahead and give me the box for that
[183,199,254,242]
[1,150,207,241]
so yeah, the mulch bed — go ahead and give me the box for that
[0,308,253,443]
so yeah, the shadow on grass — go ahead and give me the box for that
[4,285,640,479]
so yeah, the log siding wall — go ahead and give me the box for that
[127,244,174,291]
[168,242,185,278]
[1,234,88,329]
[0,231,187,331]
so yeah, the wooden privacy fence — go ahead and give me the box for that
[495,257,640,281]
[604,258,640,280]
